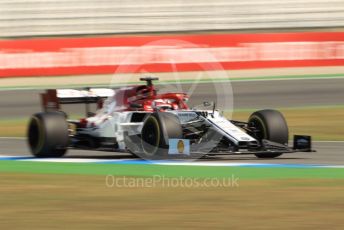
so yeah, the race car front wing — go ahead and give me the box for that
[207,135,314,156]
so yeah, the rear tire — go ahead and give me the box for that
[248,109,289,158]
[27,112,69,157]
[140,112,182,159]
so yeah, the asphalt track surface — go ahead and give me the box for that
[1,78,344,118]
[0,78,343,165]
[0,138,343,165]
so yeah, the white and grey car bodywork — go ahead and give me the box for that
[28,82,313,159]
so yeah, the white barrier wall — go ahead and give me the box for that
[1,0,344,37]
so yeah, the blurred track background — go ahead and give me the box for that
[1,0,344,37]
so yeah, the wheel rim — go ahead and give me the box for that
[28,116,44,154]
[249,115,267,141]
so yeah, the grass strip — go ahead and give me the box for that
[1,160,344,179]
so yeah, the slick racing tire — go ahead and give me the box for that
[27,112,69,158]
[248,109,289,158]
[140,112,182,159]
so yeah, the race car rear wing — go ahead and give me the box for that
[41,88,114,114]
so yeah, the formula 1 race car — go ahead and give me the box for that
[27,77,313,159]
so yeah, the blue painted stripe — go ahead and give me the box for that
[0,156,35,161]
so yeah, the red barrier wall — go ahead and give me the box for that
[1,32,344,78]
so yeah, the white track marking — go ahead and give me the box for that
[20,158,109,163]
[313,141,344,143]
[18,158,141,163]
[0,155,27,158]
[154,162,267,167]
[0,137,26,140]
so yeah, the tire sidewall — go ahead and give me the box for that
[140,112,182,159]
[248,109,289,158]
[28,112,69,157]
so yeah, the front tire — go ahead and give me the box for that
[248,109,289,158]
[140,112,182,159]
[27,112,69,157]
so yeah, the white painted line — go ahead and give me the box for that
[313,141,344,143]
[0,155,26,158]
[18,158,140,163]
[317,165,344,168]
[154,161,344,168]
[156,162,268,167]
[0,137,26,140]
[19,158,105,163]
